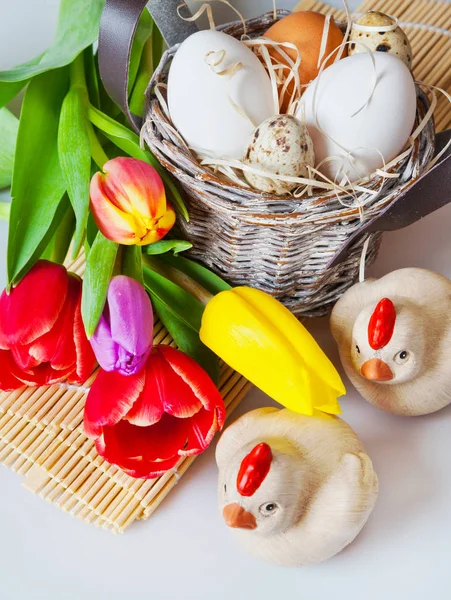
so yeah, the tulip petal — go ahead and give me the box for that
[90,174,140,245]
[0,261,68,346]
[158,345,223,414]
[139,205,176,246]
[180,407,220,456]
[0,349,26,391]
[13,363,74,387]
[103,413,189,463]
[119,456,180,479]
[83,369,145,439]
[95,433,180,479]
[25,274,80,371]
[125,346,203,425]
[10,344,40,371]
[200,287,343,416]
[236,287,345,396]
[90,313,118,372]
[71,288,97,384]
[108,276,154,357]
[0,327,8,350]
[103,157,166,220]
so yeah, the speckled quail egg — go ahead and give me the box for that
[349,11,413,69]
[243,115,315,196]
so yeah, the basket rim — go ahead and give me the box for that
[143,9,436,221]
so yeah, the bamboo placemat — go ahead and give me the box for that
[0,253,251,533]
[295,0,451,132]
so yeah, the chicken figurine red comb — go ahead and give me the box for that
[237,443,273,497]
[331,268,451,416]
[368,298,397,350]
[217,408,378,566]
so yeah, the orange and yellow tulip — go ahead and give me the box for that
[90,157,176,246]
[200,287,345,415]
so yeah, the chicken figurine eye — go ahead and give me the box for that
[259,502,278,516]
[394,350,410,364]
[331,267,451,416]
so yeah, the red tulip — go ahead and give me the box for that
[0,260,96,391]
[84,345,226,478]
[90,157,176,246]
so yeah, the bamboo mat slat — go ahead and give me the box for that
[295,0,451,132]
[0,252,251,533]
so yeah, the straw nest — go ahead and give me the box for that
[142,9,435,317]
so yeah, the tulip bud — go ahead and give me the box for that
[200,287,345,415]
[90,157,176,246]
[90,276,154,376]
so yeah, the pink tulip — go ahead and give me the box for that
[90,276,154,376]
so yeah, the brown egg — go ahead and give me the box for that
[265,11,346,111]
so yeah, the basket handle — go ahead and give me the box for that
[98,0,198,132]
[327,128,451,268]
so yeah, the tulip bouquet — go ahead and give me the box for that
[0,0,345,482]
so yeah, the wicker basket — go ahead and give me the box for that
[143,9,435,317]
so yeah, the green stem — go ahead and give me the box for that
[122,245,144,286]
[88,123,109,169]
[70,53,87,91]
[143,255,213,306]
[71,53,108,170]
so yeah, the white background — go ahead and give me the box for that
[0,1,450,599]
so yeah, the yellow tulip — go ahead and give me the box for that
[199,287,345,415]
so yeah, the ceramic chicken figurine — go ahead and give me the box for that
[331,268,451,416]
[216,407,378,567]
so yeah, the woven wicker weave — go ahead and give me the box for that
[143,9,435,317]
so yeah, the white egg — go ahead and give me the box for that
[297,52,417,182]
[168,30,274,160]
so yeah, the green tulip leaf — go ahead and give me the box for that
[122,245,144,286]
[82,232,119,338]
[8,67,69,287]
[0,0,104,83]
[88,105,189,221]
[41,198,75,264]
[129,38,153,117]
[14,195,71,282]
[159,253,232,295]
[0,107,19,189]
[0,80,27,109]
[152,21,165,69]
[144,239,193,255]
[143,265,203,333]
[0,55,44,108]
[128,9,154,97]
[152,296,219,384]
[51,201,76,264]
[0,201,11,222]
[58,65,91,257]
[86,211,99,249]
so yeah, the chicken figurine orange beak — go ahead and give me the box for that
[223,503,257,530]
[361,358,394,382]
